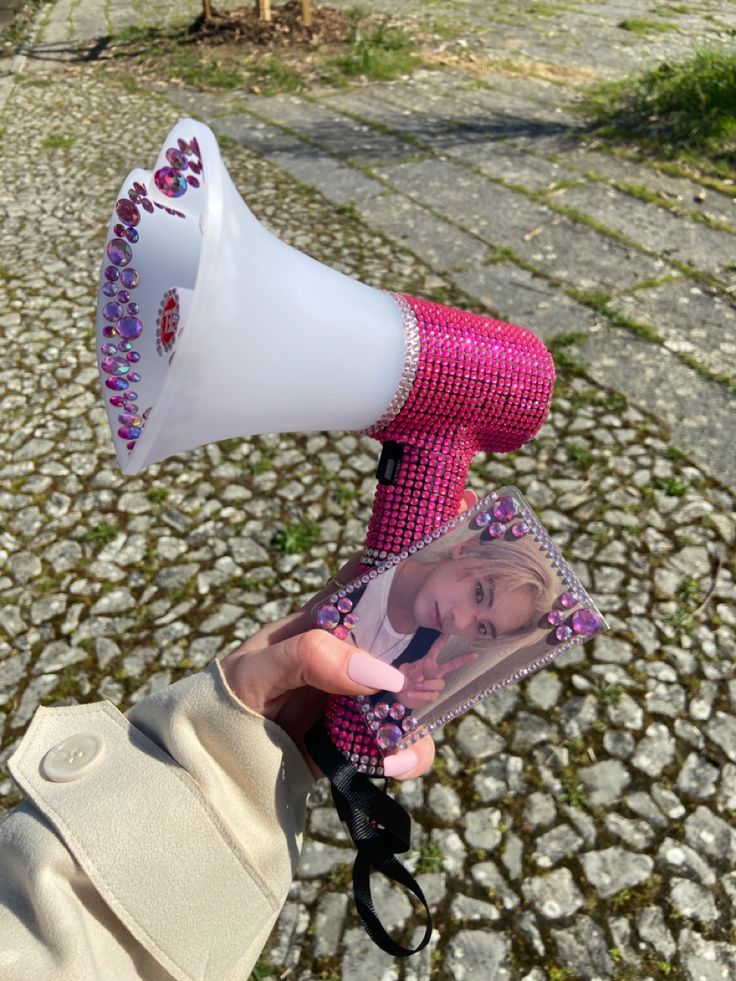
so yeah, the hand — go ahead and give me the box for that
[398,636,480,705]
[221,619,426,778]
[220,490,479,781]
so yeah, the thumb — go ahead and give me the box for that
[221,630,406,717]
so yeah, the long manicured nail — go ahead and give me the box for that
[462,489,479,507]
[383,749,418,778]
[347,651,405,692]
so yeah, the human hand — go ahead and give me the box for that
[398,636,480,705]
[220,490,479,781]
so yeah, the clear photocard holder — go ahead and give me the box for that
[313,486,608,756]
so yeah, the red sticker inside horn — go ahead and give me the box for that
[156,289,179,357]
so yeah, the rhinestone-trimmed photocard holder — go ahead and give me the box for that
[313,486,608,770]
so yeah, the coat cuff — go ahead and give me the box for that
[7,663,315,981]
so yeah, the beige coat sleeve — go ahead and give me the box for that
[0,659,315,981]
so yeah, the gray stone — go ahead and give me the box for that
[632,723,676,777]
[670,877,719,923]
[450,894,501,923]
[684,806,736,864]
[297,841,351,878]
[706,711,736,762]
[605,813,655,850]
[603,729,636,758]
[525,670,563,710]
[511,711,557,751]
[470,861,519,911]
[455,714,505,760]
[532,823,583,869]
[560,694,598,737]
[523,792,557,831]
[579,759,631,806]
[464,808,502,852]
[677,752,719,799]
[313,893,348,958]
[427,784,462,824]
[552,915,614,979]
[636,906,676,959]
[445,930,511,981]
[651,783,686,821]
[678,929,736,981]
[522,867,584,920]
[90,589,135,615]
[656,837,715,886]
[580,847,654,899]
[500,833,524,881]
[341,927,398,981]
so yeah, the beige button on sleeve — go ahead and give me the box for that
[1,660,315,981]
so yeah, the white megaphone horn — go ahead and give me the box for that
[96,118,555,566]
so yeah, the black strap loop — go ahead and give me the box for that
[305,722,433,958]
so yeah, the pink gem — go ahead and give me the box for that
[334,626,348,641]
[337,597,353,613]
[559,592,577,609]
[373,702,390,720]
[154,166,188,198]
[389,703,406,721]
[571,609,602,636]
[316,605,340,630]
[493,497,517,522]
[547,610,563,626]
[555,624,573,642]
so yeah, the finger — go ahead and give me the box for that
[410,678,445,691]
[460,489,478,511]
[383,734,435,780]
[221,631,405,717]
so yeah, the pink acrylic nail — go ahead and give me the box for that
[347,651,405,692]
[383,749,418,778]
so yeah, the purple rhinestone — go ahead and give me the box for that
[154,166,188,198]
[101,355,129,376]
[186,175,200,188]
[127,372,141,383]
[127,392,139,402]
[133,181,146,195]
[109,396,125,407]
[113,223,126,237]
[315,605,340,630]
[166,147,189,169]
[483,521,505,539]
[511,522,529,538]
[115,198,140,227]
[105,376,128,391]
[402,715,418,732]
[141,199,154,214]
[117,317,143,340]
[103,301,123,322]
[102,282,116,297]
[343,613,358,629]
[376,724,402,751]
[177,138,190,153]
[555,624,573,642]
[118,341,133,352]
[128,190,142,203]
[118,412,142,426]
[125,228,139,244]
[571,609,602,636]
[120,268,140,289]
[101,325,117,338]
[334,626,348,641]
[127,441,136,450]
[471,511,492,529]
[127,303,139,315]
[389,703,406,721]
[492,496,517,522]
[106,238,132,267]
[118,425,142,440]
[126,351,141,363]
[117,290,130,303]
[559,592,577,610]
[100,343,117,355]
[547,610,563,626]
[104,265,120,282]
[190,136,201,156]
[373,702,390,720]
[337,597,353,614]
[189,159,202,174]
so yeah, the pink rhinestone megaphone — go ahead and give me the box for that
[323,293,555,773]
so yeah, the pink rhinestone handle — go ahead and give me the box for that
[324,296,555,774]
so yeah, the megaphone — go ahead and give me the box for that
[96,118,555,771]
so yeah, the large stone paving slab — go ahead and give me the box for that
[610,280,736,384]
[549,182,736,281]
[452,260,598,340]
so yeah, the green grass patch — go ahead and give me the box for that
[323,20,418,84]
[566,443,594,467]
[146,486,169,503]
[583,47,736,177]
[40,135,75,149]
[249,56,305,95]
[83,522,119,546]
[271,521,321,555]
[618,18,677,35]
[416,837,445,874]
[169,49,242,89]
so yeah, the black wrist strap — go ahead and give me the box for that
[305,722,433,957]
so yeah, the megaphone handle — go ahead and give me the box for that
[363,434,476,558]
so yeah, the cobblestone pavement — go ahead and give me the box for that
[2,2,736,980]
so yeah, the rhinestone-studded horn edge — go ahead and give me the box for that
[97,137,203,456]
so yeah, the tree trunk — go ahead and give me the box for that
[258,0,272,21]
[202,0,215,21]
[301,0,313,27]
